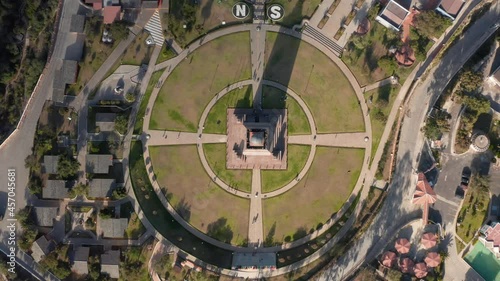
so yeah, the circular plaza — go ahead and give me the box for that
[133,24,372,269]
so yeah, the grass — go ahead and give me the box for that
[156,43,177,64]
[203,85,253,134]
[261,145,311,193]
[129,141,233,268]
[134,70,163,134]
[342,20,422,87]
[67,18,119,96]
[456,182,490,244]
[167,0,246,47]
[264,32,364,133]
[148,145,249,246]
[263,147,364,242]
[268,0,321,27]
[365,84,400,162]
[203,144,252,192]
[125,213,147,239]
[150,32,251,131]
[262,85,311,135]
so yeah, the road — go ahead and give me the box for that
[317,1,500,280]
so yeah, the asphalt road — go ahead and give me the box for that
[317,2,500,280]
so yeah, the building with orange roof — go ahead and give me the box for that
[479,222,500,259]
[85,0,103,10]
[412,173,438,226]
[103,5,121,24]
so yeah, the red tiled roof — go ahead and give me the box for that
[413,173,437,205]
[103,6,121,24]
[485,223,500,247]
[93,2,102,10]
[440,0,464,16]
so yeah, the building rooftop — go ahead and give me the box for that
[95,113,117,131]
[34,206,59,227]
[439,0,464,17]
[101,250,120,279]
[70,14,86,33]
[31,236,56,262]
[72,247,90,275]
[490,65,500,86]
[43,180,71,199]
[43,155,60,174]
[226,109,287,170]
[100,218,128,238]
[89,178,117,198]
[484,222,500,248]
[103,6,121,24]
[376,0,409,31]
[86,154,113,174]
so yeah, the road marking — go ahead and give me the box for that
[444,175,447,181]
[437,195,459,207]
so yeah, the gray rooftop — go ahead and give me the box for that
[70,14,86,33]
[89,178,117,198]
[100,218,128,238]
[31,236,56,262]
[43,155,60,174]
[34,207,59,227]
[86,154,113,174]
[101,250,120,279]
[43,180,71,199]
[72,247,89,275]
[95,113,117,132]
[61,60,78,84]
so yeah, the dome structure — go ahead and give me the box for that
[471,133,489,152]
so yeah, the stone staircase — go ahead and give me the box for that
[145,10,164,46]
[303,25,343,56]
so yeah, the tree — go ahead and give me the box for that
[112,187,127,200]
[25,154,40,170]
[423,111,451,140]
[69,183,89,197]
[57,154,80,179]
[114,115,129,135]
[459,70,483,93]
[125,91,136,102]
[463,94,490,116]
[472,175,489,192]
[109,21,129,41]
[414,11,451,39]
[378,56,397,74]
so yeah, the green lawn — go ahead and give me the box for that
[150,32,251,131]
[261,145,311,193]
[203,85,253,134]
[365,84,400,162]
[262,85,311,135]
[263,147,364,242]
[129,141,233,268]
[148,145,249,246]
[203,144,252,192]
[134,70,163,134]
[456,179,490,244]
[264,32,364,133]
[267,0,321,27]
[156,43,177,64]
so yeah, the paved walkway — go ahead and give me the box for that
[249,169,264,247]
[289,132,368,148]
[250,26,265,106]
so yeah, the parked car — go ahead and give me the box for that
[460,167,472,190]
[455,187,465,199]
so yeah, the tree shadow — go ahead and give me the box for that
[293,227,308,241]
[265,222,277,247]
[206,217,233,243]
[201,0,215,23]
[175,197,191,222]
